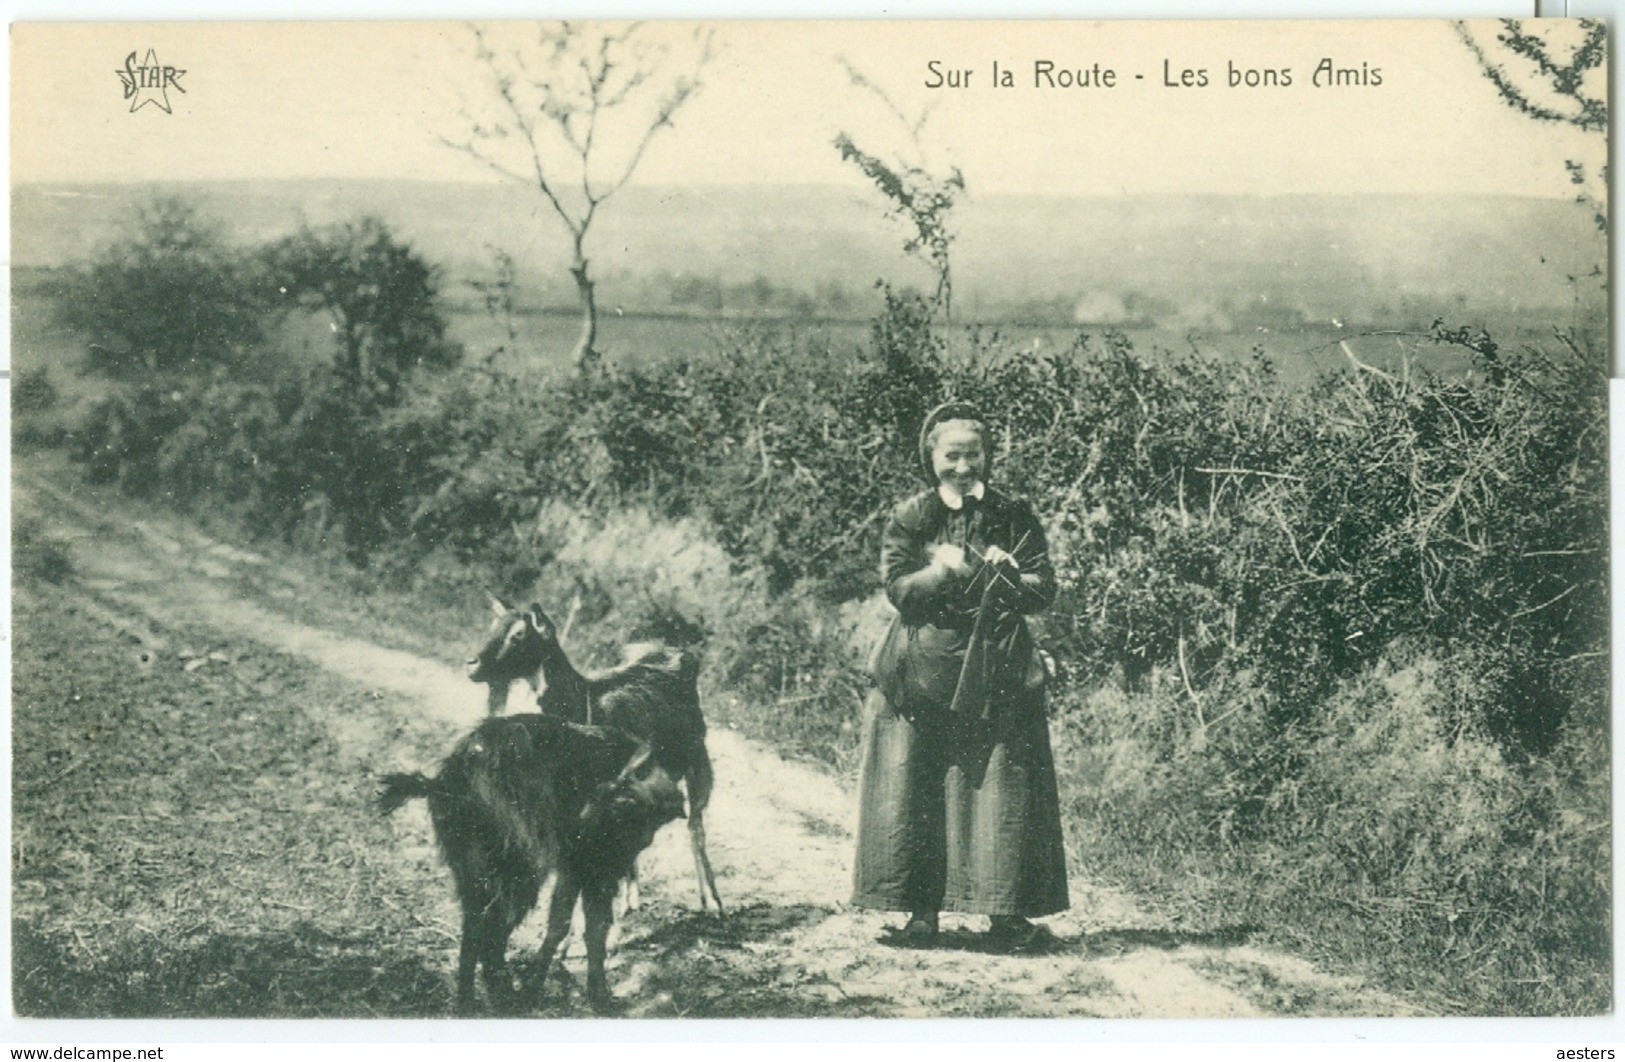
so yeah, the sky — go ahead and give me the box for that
[9,16,1607,200]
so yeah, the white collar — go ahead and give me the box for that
[937,481,986,510]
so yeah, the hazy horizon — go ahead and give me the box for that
[13,177,1603,332]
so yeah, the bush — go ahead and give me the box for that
[56,197,267,377]
[72,383,196,492]
[265,217,461,401]
[63,297,1607,762]
[938,324,1607,760]
[57,208,464,564]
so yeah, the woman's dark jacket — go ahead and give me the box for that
[873,486,1055,722]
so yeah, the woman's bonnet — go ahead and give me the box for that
[917,399,991,483]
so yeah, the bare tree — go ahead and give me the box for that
[1456,19,1607,232]
[833,58,965,321]
[445,22,714,369]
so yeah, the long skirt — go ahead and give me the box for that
[851,688,1070,917]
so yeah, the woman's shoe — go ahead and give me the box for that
[986,915,1049,953]
[894,909,939,946]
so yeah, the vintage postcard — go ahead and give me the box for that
[7,15,1610,1037]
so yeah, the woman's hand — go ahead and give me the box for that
[983,545,1030,608]
[928,542,974,578]
[982,545,1021,573]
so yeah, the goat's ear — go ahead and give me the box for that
[487,592,510,617]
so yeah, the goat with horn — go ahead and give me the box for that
[467,596,725,918]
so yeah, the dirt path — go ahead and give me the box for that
[15,464,1422,1019]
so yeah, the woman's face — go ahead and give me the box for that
[930,423,986,496]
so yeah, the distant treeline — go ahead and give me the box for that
[13,180,1605,334]
[442,263,1570,335]
[19,256,1556,337]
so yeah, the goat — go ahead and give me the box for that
[378,714,684,1014]
[466,596,725,919]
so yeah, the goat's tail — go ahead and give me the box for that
[377,771,437,815]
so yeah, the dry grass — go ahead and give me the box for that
[10,578,459,1017]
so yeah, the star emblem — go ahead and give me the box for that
[116,49,186,114]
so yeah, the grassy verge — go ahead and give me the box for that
[1048,668,1611,1015]
[10,570,463,1017]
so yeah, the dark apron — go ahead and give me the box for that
[871,580,1045,724]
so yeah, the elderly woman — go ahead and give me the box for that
[852,401,1069,950]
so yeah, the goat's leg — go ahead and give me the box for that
[454,909,482,1015]
[479,936,519,1014]
[620,858,641,915]
[477,900,526,1014]
[532,877,579,1001]
[688,812,725,920]
[684,752,725,918]
[581,880,618,1014]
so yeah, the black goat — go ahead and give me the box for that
[467,597,724,918]
[378,714,684,1013]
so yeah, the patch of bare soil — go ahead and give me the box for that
[12,460,1424,1018]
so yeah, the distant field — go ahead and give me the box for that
[12,281,1585,398]
[13,181,1606,331]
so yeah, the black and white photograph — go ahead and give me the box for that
[6,11,1612,1034]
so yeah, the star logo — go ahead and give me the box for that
[116,49,186,114]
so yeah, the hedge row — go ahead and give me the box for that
[55,277,1609,1013]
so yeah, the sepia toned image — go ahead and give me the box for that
[8,16,1609,1023]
